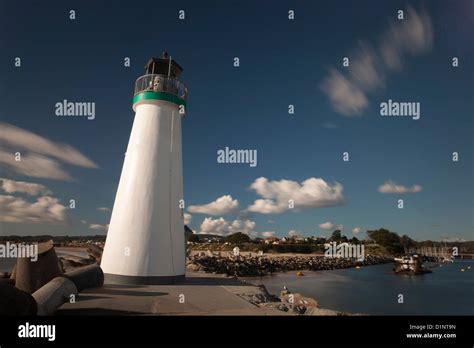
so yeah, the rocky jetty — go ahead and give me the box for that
[188,254,392,277]
[234,284,353,316]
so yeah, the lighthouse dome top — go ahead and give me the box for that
[144,52,183,78]
[133,54,188,109]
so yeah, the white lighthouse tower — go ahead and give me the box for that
[101,53,188,284]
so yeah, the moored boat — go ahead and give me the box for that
[393,254,432,275]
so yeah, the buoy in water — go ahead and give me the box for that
[296,271,304,277]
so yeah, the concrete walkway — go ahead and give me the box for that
[58,271,286,315]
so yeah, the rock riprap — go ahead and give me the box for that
[188,254,392,277]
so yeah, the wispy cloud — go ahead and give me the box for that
[0,151,73,181]
[378,180,422,194]
[380,7,433,70]
[349,41,385,91]
[321,69,369,116]
[321,122,339,129]
[321,6,433,117]
[89,223,109,231]
[0,122,97,180]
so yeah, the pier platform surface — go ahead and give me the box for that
[58,271,286,315]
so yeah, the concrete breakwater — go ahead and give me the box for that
[188,254,393,277]
[0,242,104,316]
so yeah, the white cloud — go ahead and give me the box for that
[246,198,282,214]
[0,178,52,196]
[0,123,97,181]
[321,222,344,231]
[321,69,369,116]
[184,213,192,225]
[0,195,67,224]
[89,224,109,231]
[188,195,239,215]
[198,217,256,237]
[352,227,361,234]
[319,221,334,230]
[97,207,111,212]
[247,177,344,214]
[261,231,276,238]
[378,181,422,194]
[321,7,433,117]
[288,230,303,238]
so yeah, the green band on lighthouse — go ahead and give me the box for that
[133,91,186,107]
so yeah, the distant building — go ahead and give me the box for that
[264,237,280,245]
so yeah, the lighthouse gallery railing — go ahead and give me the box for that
[134,74,188,101]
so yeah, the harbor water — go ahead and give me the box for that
[245,260,474,315]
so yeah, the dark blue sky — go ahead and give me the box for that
[1,0,472,240]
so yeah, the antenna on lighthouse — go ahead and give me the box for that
[168,55,172,77]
